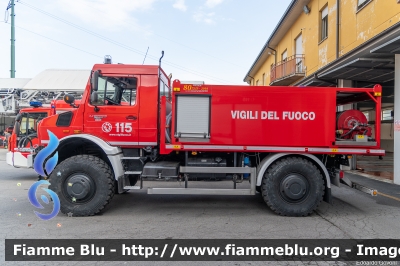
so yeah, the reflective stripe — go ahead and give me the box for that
[43,139,157,146]
[308,148,367,153]
[139,142,157,146]
[109,142,157,146]
[165,144,384,154]
[166,145,178,149]
[109,142,137,145]
[247,146,305,152]
[183,145,244,150]
[369,150,385,154]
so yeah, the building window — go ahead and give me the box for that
[281,50,288,61]
[295,34,303,72]
[382,109,394,121]
[358,0,372,10]
[262,73,265,86]
[320,6,328,41]
[281,50,288,77]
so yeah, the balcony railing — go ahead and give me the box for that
[270,55,305,86]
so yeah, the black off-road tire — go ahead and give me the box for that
[48,155,115,216]
[261,157,325,217]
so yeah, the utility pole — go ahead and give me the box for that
[7,0,16,78]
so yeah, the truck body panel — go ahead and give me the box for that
[162,80,383,155]
[171,85,336,147]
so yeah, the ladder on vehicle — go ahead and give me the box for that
[121,156,143,190]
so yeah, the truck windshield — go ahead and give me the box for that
[18,112,47,137]
[92,76,137,106]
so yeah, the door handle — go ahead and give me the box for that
[126,115,137,121]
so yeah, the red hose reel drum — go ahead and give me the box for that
[336,110,372,140]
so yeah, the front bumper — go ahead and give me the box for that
[6,150,34,168]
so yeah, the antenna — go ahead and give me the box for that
[142,46,149,65]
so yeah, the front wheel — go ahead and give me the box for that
[261,157,325,217]
[49,155,115,216]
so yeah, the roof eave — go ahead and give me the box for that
[243,42,272,83]
[243,0,310,82]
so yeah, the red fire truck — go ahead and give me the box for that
[6,100,79,168]
[11,60,385,217]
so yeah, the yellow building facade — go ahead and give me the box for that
[245,0,400,182]
[244,0,400,87]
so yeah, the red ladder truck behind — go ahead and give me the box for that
[7,100,79,168]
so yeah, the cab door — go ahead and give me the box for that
[84,75,140,147]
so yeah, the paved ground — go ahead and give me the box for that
[1,148,400,266]
[357,152,394,180]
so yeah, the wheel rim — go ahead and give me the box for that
[279,173,309,203]
[63,173,96,203]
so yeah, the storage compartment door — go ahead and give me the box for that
[175,95,210,141]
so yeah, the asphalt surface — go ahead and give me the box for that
[1,148,400,266]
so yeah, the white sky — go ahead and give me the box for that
[0,0,291,85]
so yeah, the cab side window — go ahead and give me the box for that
[91,76,137,106]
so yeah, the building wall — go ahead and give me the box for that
[340,0,400,56]
[0,116,14,132]
[251,0,400,86]
[364,109,394,152]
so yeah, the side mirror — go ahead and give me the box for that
[90,91,100,112]
[14,122,20,136]
[91,70,100,91]
[64,94,75,105]
[90,91,98,103]
[15,113,22,123]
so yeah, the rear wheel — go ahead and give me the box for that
[261,157,324,217]
[49,155,114,216]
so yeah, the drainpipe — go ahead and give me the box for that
[247,75,255,85]
[268,47,277,84]
[268,46,277,66]
[336,0,340,59]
